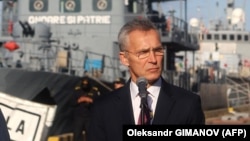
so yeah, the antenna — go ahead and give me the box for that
[215,1,219,20]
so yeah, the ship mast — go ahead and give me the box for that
[227,0,234,30]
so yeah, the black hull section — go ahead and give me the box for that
[0,68,112,137]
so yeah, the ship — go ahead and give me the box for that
[1,0,247,140]
[181,0,250,123]
[6,0,250,141]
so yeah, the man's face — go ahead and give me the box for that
[120,29,164,84]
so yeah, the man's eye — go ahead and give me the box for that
[138,50,149,54]
[154,48,163,52]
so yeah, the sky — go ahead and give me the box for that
[154,0,249,31]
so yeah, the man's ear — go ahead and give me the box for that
[119,52,129,66]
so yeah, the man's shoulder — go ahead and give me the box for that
[163,81,199,97]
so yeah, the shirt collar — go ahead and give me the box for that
[130,81,139,100]
[147,78,161,98]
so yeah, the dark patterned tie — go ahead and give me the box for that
[138,94,152,125]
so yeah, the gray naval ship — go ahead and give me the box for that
[3,0,248,140]
[182,0,250,124]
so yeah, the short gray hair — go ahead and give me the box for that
[117,18,159,51]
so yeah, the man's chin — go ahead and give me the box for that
[145,75,160,83]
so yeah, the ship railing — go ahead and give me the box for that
[0,45,123,82]
[226,77,250,108]
[163,66,248,93]
[147,13,199,46]
[51,49,123,82]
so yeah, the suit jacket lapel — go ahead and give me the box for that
[152,79,176,124]
[118,81,135,124]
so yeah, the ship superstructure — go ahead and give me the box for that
[186,0,250,112]
[0,0,198,83]
[188,0,250,78]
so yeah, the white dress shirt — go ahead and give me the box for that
[130,78,161,124]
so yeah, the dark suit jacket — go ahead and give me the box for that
[86,77,205,141]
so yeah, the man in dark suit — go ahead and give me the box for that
[86,18,205,141]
